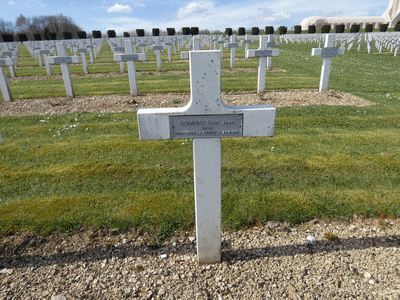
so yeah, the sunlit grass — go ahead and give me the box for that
[1,39,400,235]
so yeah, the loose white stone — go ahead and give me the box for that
[305,235,316,244]
[364,272,372,278]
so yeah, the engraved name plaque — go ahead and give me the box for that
[118,54,139,61]
[255,50,274,57]
[170,114,243,139]
[54,57,73,64]
[321,47,340,58]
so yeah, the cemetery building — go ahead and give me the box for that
[300,0,400,30]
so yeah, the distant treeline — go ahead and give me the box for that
[0,14,83,42]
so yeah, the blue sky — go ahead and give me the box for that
[3,0,390,34]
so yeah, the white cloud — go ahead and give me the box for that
[172,1,291,29]
[177,1,213,18]
[107,3,133,13]
[25,0,46,6]
[132,1,145,7]
[8,1,15,5]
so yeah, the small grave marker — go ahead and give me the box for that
[312,34,345,92]
[242,34,252,60]
[247,36,279,93]
[0,51,17,77]
[224,35,241,68]
[0,58,14,102]
[77,41,90,74]
[114,40,146,96]
[137,50,275,264]
[151,38,164,71]
[164,41,173,61]
[46,42,80,98]
[181,37,200,59]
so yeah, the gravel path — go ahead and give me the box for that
[0,89,374,117]
[1,217,399,299]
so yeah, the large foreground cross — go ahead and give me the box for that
[137,50,275,264]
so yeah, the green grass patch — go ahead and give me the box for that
[1,40,400,235]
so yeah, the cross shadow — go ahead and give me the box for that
[221,234,400,262]
[1,233,399,269]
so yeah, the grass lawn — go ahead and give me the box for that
[0,39,399,237]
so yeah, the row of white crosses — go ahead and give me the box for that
[137,50,276,264]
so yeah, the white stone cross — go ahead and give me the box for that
[224,35,242,68]
[34,44,54,75]
[312,34,345,92]
[0,50,17,78]
[0,58,14,102]
[77,41,90,74]
[181,37,201,59]
[151,38,164,71]
[247,36,280,93]
[242,34,252,60]
[216,36,226,58]
[112,39,127,73]
[114,40,146,96]
[164,41,173,61]
[46,42,80,98]
[265,35,279,69]
[137,50,275,264]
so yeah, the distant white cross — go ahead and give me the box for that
[46,42,80,98]
[247,36,279,93]
[242,34,252,60]
[137,50,275,264]
[224,35,242,68]
[181,37,201,59]
[114,39,146,96]
[77,41,90,74]
[0,58,14,102]
[151,37,164,71]
[312,34,345,92]
[0,50,17,78]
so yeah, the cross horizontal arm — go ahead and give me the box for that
[137,51,275,140]
[312,47,345,57]
[0,58,15,67]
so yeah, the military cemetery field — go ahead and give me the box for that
[0,39,399,239]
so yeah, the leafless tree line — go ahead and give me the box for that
[1,14,83,41]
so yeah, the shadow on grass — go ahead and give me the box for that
[1,232,399,269]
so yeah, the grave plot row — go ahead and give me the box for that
[1,34,274,100]
[23,38,104,74]
[282,31,400,56]
[0,42,20,78]
[1,33,349,101]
